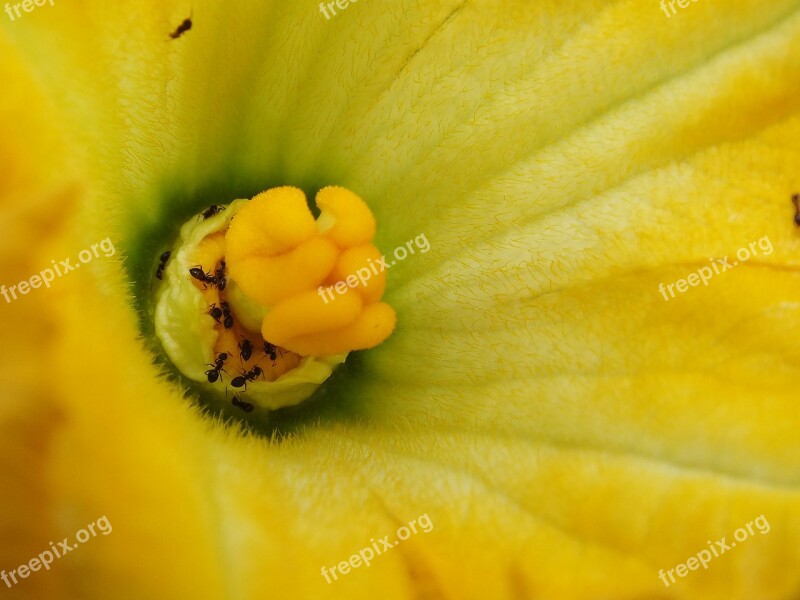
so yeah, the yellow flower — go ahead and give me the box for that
[2,1,800,598]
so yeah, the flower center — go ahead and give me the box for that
[153,186,396,414]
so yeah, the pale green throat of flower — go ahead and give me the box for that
[153,186,397,412]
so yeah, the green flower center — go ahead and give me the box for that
[150,186,395,419]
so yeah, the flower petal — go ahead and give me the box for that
[3,1,800,598]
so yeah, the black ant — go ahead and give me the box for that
[263,341,278,363]
[189,265,218,289]
[792,194,800,227]
[207,303,223,324]
[231,366,262,390]
[221,301,234,329]
[238,337,254,362]
[225,389,254,413]
[231,395,254,413]
[155,250,171,280]
[205,302,233,328]
[204,352,229,383]
[201,204,223,219]
[169,13,192,40]
[215,258,227,291]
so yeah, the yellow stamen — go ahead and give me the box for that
[261,287,364,346]
[280,303,397,356]
[226,186,318,259]
[325,243,387,304]
[224,185,396,357]
[154,200,345,412]
[229,237,339,306]
[315,186,376,248]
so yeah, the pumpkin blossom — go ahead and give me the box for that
[1,1,800,599]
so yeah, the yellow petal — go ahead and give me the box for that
[4,1,800,599]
